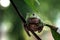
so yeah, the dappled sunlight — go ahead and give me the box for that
[1,21,12,40]
[1,21,12,32]
[0,0,60,40]
[56,18,60,28]
[1,33,9,40]
[0,0,10,7]
[55,13,60,28]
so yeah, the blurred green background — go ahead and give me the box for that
[0,0,60,40]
